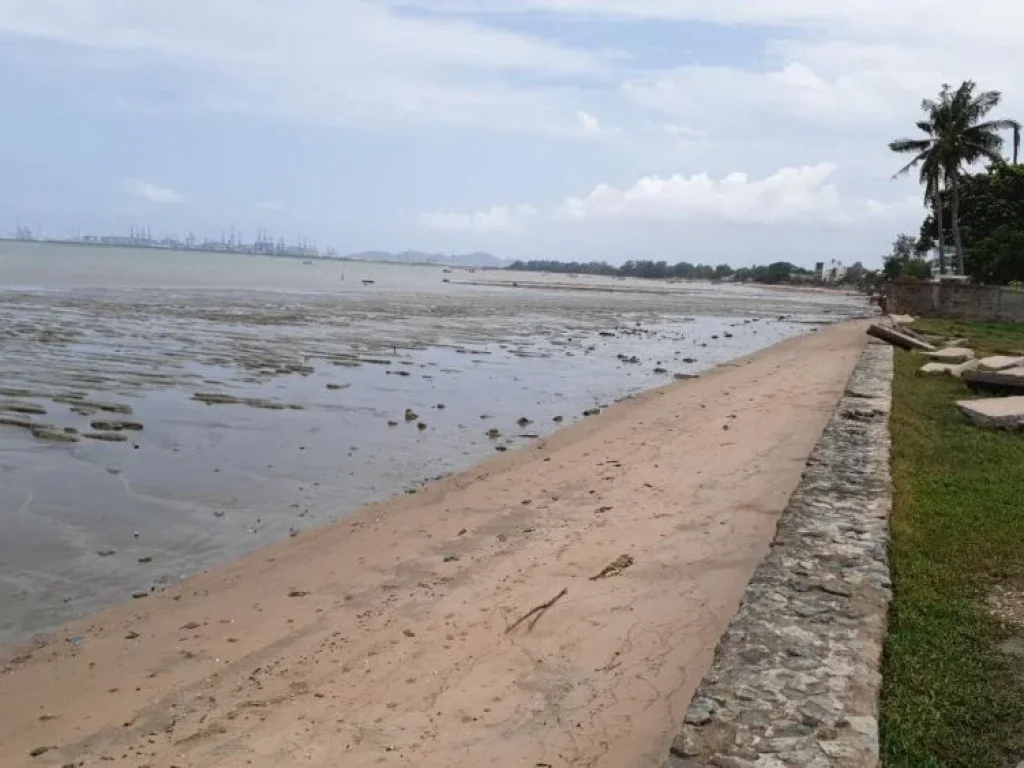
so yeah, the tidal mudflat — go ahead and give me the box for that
[0,244,866,644]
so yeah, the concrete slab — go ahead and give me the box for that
[946,338,970,347]
[918,359,980,378]
[889,314,916,327]
[867,324,936,351]
[927,347,975,364]
[979,355,1024,371]
[957,396,1024,430]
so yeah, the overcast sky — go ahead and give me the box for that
[1,0,1020,267]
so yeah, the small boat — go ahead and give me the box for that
[361,279,375,285]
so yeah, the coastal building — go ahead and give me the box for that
[821,259,847,283]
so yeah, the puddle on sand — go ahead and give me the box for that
[0,276,867,645]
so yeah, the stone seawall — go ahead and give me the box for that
[665,341,894,768]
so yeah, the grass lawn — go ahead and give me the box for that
[882,320,1024,767]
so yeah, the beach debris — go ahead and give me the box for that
[131,591,148,599]
[496,445,508,452]
[138,556,153,564]
[402,629,416,638]
[674,373,699,380]
[599,331,616,337]
[918,360,979,378]
[28,745,56,758]
[653,367,668,374]
[417,422,428,431]
[124,631,140,640]
[978,355,1024,371]
[583,408,600,417]
[682,357,697,364]
[404,409,418,422]
[517,416,532,427]
[443,554,460,563]
[387,420,398,427]
[436,403,446,409]
[96,548,117,557]
[964,369,1024,396]
[288,589,310,598]
[486,428,501,438]
[590,554,635,581]
[66,634,86,646]
[505,587,568,634]
[182,622,201,630]
[325,383,348,390]
[596,506,613,514]
[926,347,975,364]
[957,396,1024,430]
[457,528,467,536]
[866,324,936,351]
[553,415,564,422]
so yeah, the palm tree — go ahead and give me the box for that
[890,109,947,274]
[890,81,1020,275]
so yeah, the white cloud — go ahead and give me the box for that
[123,179,187,205]
[0,0,609,134]
[418,205,538,233]
[558,164,914,225]
[576,110,609,136]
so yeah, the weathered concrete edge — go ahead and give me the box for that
[665,340,894,768]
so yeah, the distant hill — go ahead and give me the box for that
[346,250,503,268]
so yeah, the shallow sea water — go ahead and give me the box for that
[0,241,868,643]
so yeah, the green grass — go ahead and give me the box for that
[910,318,1024,358]
[882,322,1024,767]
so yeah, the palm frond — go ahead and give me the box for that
[889,138,931,154]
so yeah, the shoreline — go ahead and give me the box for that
[0,321,870,767]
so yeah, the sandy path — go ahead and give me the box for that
[0,321,868,768]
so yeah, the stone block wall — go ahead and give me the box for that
[888,281,1024,322]
[664,341,894,768]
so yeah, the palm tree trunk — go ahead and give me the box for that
[951,172,966,275]
[1014,125,1020,165]
[934,187,945,275]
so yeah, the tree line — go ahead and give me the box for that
[505,259,852,285]
[888,80,1024,282]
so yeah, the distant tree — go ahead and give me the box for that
[883,234,933,280]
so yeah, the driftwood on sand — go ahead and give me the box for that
[505,588,568,634]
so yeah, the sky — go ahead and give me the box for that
[0,0,1021,267]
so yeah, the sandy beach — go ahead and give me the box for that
[0,320,868,768]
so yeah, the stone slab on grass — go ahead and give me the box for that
[979,355,1024,371]
[919,360,980,378]
[927,347,975,364]
[957,397,1024,430]
[889,314,916,327]
[867,324,936,351]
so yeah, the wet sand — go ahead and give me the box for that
[0,250,866,644]
[0,321,869,768]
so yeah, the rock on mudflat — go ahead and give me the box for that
[957,396,1024,430]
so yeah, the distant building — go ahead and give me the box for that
[821,259,847,283]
